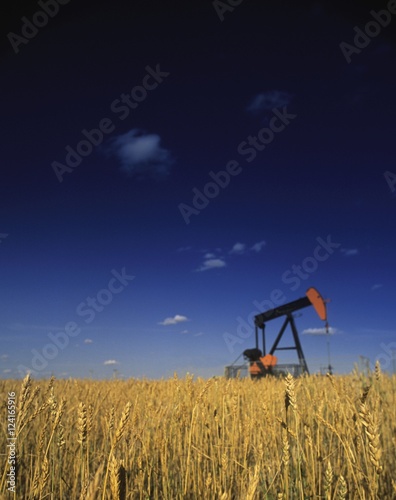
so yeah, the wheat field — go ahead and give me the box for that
[1,367,395,499]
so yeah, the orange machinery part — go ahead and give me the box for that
[248,355,278,375]
[306,287,327,321]
[249,362,261,375]
[260,354,278,369]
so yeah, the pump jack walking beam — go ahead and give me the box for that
[255,296,311,328]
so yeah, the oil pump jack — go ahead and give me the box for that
[225,287,329,379]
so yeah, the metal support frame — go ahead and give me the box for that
[255,306,311,375]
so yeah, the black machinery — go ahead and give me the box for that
[225,287,329,378]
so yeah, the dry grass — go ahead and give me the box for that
[0,370,395,499]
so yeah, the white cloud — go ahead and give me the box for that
[371,284,383,291]
[104,359,119,365]
[0,354,9,360]
[204,252,216,259]
[180,329,189,334]
[196,258,226,272]
[247,90,292,113]
[3,368,11,374]
[229,242,246,255]
[159,314,189,326]
[177,246,192,252]
[303,327,338,335]
[340,248,359,256]
[228,240,266,255]
[107,129,173,179]
[84,338,93,344]
[251,240,266,252]
[194,332,204,337]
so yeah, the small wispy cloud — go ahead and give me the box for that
[159,314,189,326]
[84,338,93,344]
[107,129,173,180]
[196,258,227,272]
[303,327,338,335]
[177,246,192,252]
[3,368,11,374]
[247,90,292,114]
[104,359,119,365]
[204,252,216,259]
[340,248,359,257]
[251,240,266,253]
[371,284,383,291]
[194,332,204,337]
[229,240,266,255]
[0,354,9,361]
[229,242,246,255]
[180,329,189,334]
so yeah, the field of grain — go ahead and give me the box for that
[1,368,395,499]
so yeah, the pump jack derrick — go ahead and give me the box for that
[225,287,329,379]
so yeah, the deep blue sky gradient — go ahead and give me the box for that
[1,0,395,379]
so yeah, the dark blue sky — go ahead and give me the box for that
[1,0,395,379]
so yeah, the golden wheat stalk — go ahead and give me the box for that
[102,402,131,500]
[281,427,290,467]
[114,402,131,447]
[77,402,87,447]
[39,456,50,496]
[54,398,66,428]
[337,475,348,499]
[360,384,371,404]
[359,402,382,474]
[374,360,381,382]
[324,460,333,497]
[284,373,297,413]
[109,454,127,500]
[32,466,40,500]
[246,463,260,500]
[19,373,32,414]
[57,422,66,449]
